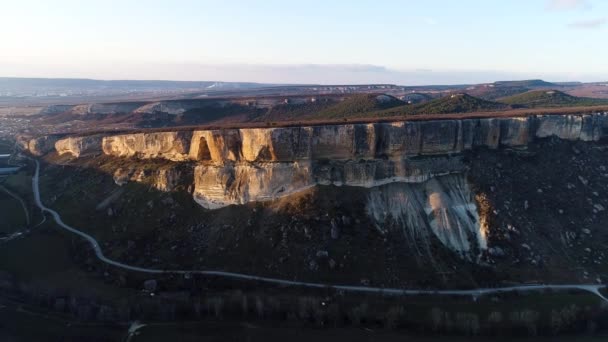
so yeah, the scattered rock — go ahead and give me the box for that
[488,246,505,257]
[316,250,329,258]
[330,220,340,240]
[143,279,158,292]
[578,176,589,186]
[308,260,318,271]
[161,197,175,205]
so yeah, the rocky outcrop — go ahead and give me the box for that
[367,174,486,255]
[55,135,103,157]
[102,132,193,161]
[192,157,466,209]
[87,113,608,165]
[113,166,185,192]
[27,135,60,156]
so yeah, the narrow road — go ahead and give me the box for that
[31,160,608,301]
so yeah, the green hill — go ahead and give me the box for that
[380,93,508,116]
[314,94,405,119]
[467,85,530,101]
[493,79,557,88]
[253,100,338,122]
[498,90,608,108]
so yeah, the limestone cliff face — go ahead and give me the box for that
[367,174,486,254]
[21,111,608,257]
[102,132,193,161]
[27,136,60,156]
[113,166,185,192]
[192,157,466,209]
[55,135,103,157]
[93,113,608,165]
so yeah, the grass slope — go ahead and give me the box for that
[493,79,557,88]
[380,93,508,117]
[467,85,531,101]
[314,94,405,119]
[498,90,608,108]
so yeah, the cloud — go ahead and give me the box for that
[568,17,607,28]
[547,0,590,10]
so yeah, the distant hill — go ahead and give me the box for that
[466,85,530,101]
[498,90,608,108]
[493,79,557,88]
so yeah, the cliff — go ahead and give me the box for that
[101,132,193,161]
[97,113,607,164]
[55,135,104,157]
[22,111,608,256]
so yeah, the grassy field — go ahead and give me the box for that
[0,222,133,300]
[0,190,28,234]
[133,321,608,342]
[0,297,126,342]
[1,168,43,227]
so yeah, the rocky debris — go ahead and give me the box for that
[488,247,505,257]
[143,279,158,292]
[112,166,183,192]
[330,220,340,240]
[316,250,329,258]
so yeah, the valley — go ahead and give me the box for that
[4,79,608,339]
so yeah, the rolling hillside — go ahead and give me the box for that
[379,93,508,117]
[313,94,405,119]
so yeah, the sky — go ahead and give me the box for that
[0,0,607,85]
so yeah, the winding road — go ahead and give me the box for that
[30,159,608,301]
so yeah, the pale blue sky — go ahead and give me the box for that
[1,0,607,84]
